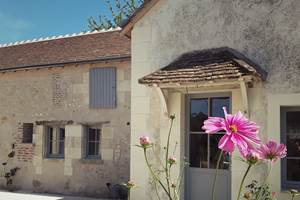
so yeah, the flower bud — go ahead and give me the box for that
[246,154,259,165]
[168,156,177,165]
[290,189,299,195]
[126,181,135,189]
[139,136,151,148]
[169,115,175,120]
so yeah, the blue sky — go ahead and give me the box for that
[0,0,109,44]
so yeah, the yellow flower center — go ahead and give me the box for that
[229,125,238,133]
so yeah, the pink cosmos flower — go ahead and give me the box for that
[139,136,151,148]
[257,140,287,162]
[202,107,260,154]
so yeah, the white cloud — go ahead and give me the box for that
[0,11,32,43]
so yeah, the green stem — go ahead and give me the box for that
[176,162,185,194]
[174,188,179,200]
[212,150,224,200]
[128,189,130,200]
[154,180,162,200]
[144,149,172,200]
[237,164,252,200]
[255,162,272,200]
[165,118,174,195]
[292,194,295,200]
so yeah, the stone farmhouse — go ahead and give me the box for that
[0,0,299,200]
[121,0,300,200]
[0,29,131,198]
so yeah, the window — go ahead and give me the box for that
[46,126,65,158]
[86,127,101,159]
[281,107,300,189]
[22,123,33,143]
[89,67,116,109]
[189,96,230,169]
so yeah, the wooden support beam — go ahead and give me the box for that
[155,87,169,116]
[239,80,249,117]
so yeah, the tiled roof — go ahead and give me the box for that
[139,47,267,85]
[0,28,130,71]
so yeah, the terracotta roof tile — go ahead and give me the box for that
[139,47,267,85]
[0,30,130,71]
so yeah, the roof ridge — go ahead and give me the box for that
[0,27,121,48]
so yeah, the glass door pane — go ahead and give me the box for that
[209,97,230,169]
[190,99,208,132]
[211,97,230,117]
[210,134,230,169]
[190,134,208,168]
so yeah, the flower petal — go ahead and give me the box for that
[218,134,235,153]
[202,117,225,134]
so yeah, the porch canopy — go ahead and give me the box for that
[139,47,267,88]
[138,47,268,115]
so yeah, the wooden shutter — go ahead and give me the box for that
[89,67,116,108]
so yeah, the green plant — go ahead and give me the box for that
[243,180,277,200]
[1,150,20,190]
[123,181,136,200]
[202,108,287,200]
[289,189,300,200]
[137,115,185,200]
[88,0,144,30]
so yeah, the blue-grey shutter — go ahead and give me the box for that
[89,67,116,108]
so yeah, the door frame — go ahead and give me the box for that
[184,92,232,200]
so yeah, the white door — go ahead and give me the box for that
[185,94,231,200]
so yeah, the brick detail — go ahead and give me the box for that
[14,123,34,162]
[52,73,67,107]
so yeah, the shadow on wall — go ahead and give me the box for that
[0,182,129,200]
[0,190,109,200]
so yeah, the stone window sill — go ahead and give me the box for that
[79,158,104,165]
[43,157,65,162]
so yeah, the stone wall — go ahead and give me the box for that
[0,60,131,198]
[130,0,299,199]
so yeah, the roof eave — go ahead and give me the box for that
[120,0,160,37]
[0,54,131,73]
[224,47,268,81]
[139,75,258,88]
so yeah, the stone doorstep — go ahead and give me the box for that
[0,190,110,200]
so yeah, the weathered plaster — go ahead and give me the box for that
[130,0,299,199]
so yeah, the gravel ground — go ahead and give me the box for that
[0,191,109,200]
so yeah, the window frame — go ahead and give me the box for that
[85,127,101,159]
[281,106,300,190]
[45,126,65,159]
